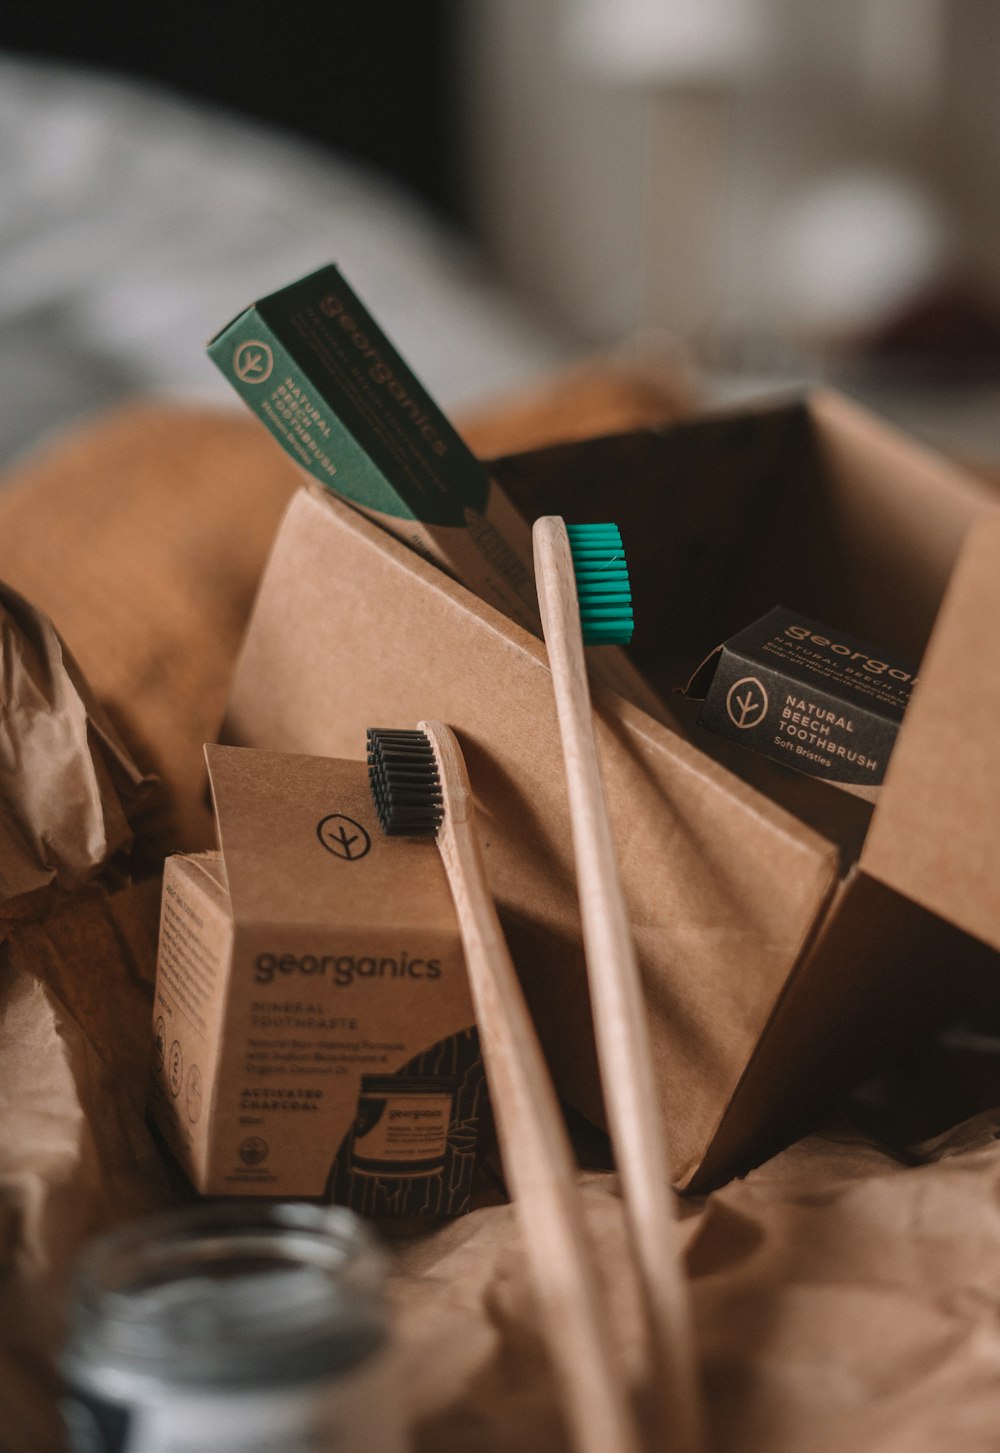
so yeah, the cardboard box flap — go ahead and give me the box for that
[204,743,457,932]
[861,515,1000,951]
[491,390,996,689]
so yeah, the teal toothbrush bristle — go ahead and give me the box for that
[565,523,634,645]
[367,727,443,837]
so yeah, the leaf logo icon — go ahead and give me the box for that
[234,339,274,384]
[725,676,769,729]
[317,813,372,861]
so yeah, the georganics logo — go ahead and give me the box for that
[254,951,442,986]
[726,676,769,729]
[319,292,447,457]
[784,624,917,683]
[233,339,274,384]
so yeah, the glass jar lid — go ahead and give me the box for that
[64,1201,387,1394]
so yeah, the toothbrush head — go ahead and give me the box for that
[565,522,634,646]
[366,727,443,837]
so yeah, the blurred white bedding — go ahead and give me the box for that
[0,55,567,466]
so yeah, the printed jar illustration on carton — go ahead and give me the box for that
[148,745,485,1216]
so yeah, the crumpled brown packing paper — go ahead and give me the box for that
[0,582,149,915]
[388,1114,1000,1453]
[0,882,179,1453]
[0,579,166,1452]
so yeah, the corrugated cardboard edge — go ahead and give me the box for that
[152,853,235,1189]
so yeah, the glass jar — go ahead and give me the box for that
[61,1200,409,1453]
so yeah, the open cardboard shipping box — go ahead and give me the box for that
[224,390,1000,1190]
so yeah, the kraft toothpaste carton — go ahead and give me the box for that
[149,745,484,1214]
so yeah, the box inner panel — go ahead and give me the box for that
[493,395,986,867]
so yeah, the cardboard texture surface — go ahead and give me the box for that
[2,381,1000,1452]
[225,390,1000,1186]
[148,747,483,1209]
[862,514,1000,951]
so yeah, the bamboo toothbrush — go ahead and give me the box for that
[532,519,706,1453]
[367,721,643,1453]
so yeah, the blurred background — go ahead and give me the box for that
[2,0,1000,466]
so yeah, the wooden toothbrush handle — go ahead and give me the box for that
[420,720,643,1453]
[531,520,706,1453]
